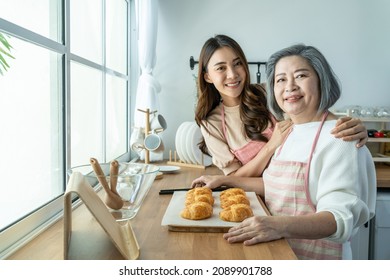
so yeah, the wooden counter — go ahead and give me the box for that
[7,164,297,260]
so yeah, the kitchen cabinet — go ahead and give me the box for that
[371,190,390,259]
[351,222,371,260]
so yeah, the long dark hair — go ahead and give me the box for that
[195,35,273,155]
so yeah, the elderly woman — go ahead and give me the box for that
[195,44,377,260]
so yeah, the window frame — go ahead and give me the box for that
[0,0,135,259]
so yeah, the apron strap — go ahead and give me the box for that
[304,110,329,211]
[220,105,234,153]
[220,105,228,140]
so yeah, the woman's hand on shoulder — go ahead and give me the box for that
[331,117,368,147]
[268,120,292,149]
[191,175,225,189]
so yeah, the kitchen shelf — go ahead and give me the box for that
[372,157,390,163]
[358,116,390,163]
[333,109,390,163]
[368,138,390,143]
[356,118,390,123]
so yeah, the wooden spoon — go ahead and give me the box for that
[90,158,124,210]
[110,160,120,196]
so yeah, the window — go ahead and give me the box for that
[0,0,133,258]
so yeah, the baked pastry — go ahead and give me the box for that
[220,188,246,200]
[180,187,214,220]
[218,187,253,222]
[185,186,214,206]
[220,194,250,209]
[185,193,215,206]
[187,187,212,196]
[181,201,213,220]
[220,187,248,208]
[219,203,253,222]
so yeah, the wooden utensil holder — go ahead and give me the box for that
[137,108,157,164]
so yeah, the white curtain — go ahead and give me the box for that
[134,0,161,127]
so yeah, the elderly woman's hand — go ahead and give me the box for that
[223,216,283,245]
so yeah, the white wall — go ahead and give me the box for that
[136,0,390,158]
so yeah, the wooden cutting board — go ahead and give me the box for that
[161,191,268,232]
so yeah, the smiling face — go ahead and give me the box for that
[273,55,321,124]
[203,47,246,107]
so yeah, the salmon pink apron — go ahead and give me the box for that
[221,105,274,165]
[263,111,342,260]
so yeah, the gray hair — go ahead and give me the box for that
[265,44,341,120]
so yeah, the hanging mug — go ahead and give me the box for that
[144,133,164,152]
[150,114,167,133]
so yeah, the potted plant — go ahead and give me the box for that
[0,32,14,75]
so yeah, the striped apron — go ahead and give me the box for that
[221,105,274,165]
[263,111,342,260]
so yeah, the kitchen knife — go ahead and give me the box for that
[159,186,230,195]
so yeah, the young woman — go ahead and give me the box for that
[193,44,377,260]
[195,35,368,177]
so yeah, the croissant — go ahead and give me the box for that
[185,193,215,206]
[220,194,250,209]
[187,187,212,196]
[181,201,213,220]
[220,188,246,200]
[219,203,253,222]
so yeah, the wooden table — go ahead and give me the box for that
[7,164,297,260]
